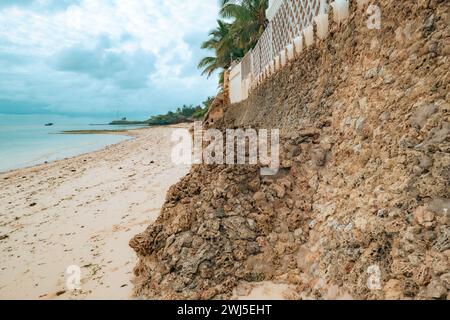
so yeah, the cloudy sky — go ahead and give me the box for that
[0,0,219,119]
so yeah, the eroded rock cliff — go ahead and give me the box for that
[130,0,449,300]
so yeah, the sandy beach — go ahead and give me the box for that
[0,124,298,300]
[0,126,190,300]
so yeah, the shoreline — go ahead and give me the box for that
[0,125,185,176]
[0,125,191,299]
[0,128,139,176]
[0,135,133,176]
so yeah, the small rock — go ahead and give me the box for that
[273,184,286,198]
[311,149,327,166]
[314,202,336,222]
[423,14,435,35]
[253,191,266,202]
[275,241,286,255]
[418,154,433,170]
[293,228,303,238]
[414,206,435,228]
[412,165,424,175]
[440,273,450,289]
[377,208,388,218]
[384,279,403,300]
[281,159,292,168]
[364,67,378,79]
[398,135,417,148]
[358,97,368,110]
[426,279,446,299]
[298,128,320,137]
[435,227,450,252]
[418,0,431,9]
[383,74,395,84]
[403,279,419,297]
[248,178,260,192]
[0,235,9,241]
[379,111,390,121]
[411,104,436,129]
[56,290,66,296]
[341,116,353,128]
[355,117,366,134]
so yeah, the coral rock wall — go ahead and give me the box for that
[130,0,449,300]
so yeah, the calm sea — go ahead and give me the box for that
[0,114,147,173]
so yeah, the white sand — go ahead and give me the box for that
[0,126,190,300]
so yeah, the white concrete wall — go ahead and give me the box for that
[242,76,250,101]
[229,63,242,104]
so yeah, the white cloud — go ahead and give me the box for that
[0,0,219,117]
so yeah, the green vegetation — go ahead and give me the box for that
[110,96,215,126]
[146,105,201,125]
[198,0,268,87]
[146,96,214,125]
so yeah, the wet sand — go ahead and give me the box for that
[0,125,190,300]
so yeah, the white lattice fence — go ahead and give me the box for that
[230,0,338,103]
[252,24,273,78]
[252,0,330,81]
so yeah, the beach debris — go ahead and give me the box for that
[0,235,9,241]
[55,290,66,296]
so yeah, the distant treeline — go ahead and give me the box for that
[110,96,214,126]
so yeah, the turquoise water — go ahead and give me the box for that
[0,114,147,173]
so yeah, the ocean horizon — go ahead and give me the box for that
[0,114,146,173]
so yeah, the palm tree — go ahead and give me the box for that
[198,20,244,78]
[198,1,268,87]
[220,0,268,52]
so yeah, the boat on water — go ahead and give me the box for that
[45,123,54,126]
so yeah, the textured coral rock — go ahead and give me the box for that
[130,0,449,300]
